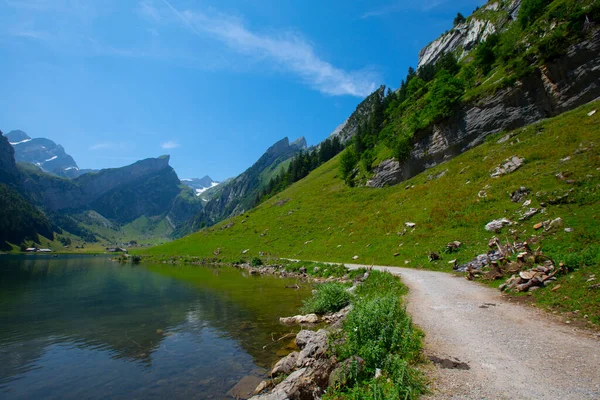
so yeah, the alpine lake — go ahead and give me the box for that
[0,255,312,399]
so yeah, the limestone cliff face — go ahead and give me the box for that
[418,0,521,69]
[368,29,600,188]
[0,132,20,186]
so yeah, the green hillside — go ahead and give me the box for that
[143,100,600,323]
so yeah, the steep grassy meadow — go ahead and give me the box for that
[144,101,600,323]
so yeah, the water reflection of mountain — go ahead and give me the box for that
[0,256,195,385]
[0,256,310,390]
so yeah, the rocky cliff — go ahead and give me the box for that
[367,29,600,188]
[418,0,521,68]
[0,131,20,186]
[0,132,54,247]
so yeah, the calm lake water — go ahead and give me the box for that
[0,255,311,399]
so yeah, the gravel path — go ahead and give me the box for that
[345,264,600,399]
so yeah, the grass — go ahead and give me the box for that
[301,282,351,314]
[324,270,425,399]
[141,100,600,326]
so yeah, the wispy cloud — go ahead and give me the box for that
[161,140,179,149]
[137,0,162,23]
[141,0,377,97]
[89,141,132,151]
[361,0,448,19]
[89,142,113,151]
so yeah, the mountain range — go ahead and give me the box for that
[3,130,93,178]
[2,0,599,253]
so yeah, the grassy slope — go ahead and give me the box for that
[144,101,600,323]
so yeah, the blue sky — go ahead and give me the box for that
[0,0,485,181]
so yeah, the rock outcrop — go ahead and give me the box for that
[418,0,522,68]
[253,329,332,400]
[368,29,600,188]
[0,132,20,186]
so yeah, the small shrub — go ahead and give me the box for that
[301,282,351,314]
[250,257,263,267]
[519,0,552,29]
[339,148,358,186]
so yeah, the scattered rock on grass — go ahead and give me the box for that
[485,218,513,233]
[491,156,524,178]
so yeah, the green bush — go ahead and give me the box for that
[301,282,351,314]
[537,25,569,62]
[519,0,552,28]
[339,148,358,186]
[250,257,263,267]
[475,33,500,74]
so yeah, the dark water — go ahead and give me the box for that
[0,255,311,399]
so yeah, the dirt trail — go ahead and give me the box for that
[345,264,600,399]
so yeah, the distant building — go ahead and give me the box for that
[38,249,52,252]
[25,248,37,252]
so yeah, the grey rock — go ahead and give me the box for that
[491,156,525,178]
[280,314,319,325]
[252,369,307,400]
[518,208,540,221]
[296,330,328,368]
[366,159,404,188]
[511,187,531,202]
[271,352,299,376]
[296,330,318,349]
[485,218,513,233]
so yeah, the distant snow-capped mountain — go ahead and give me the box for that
[3,130,85,177]
[181,176,220,196]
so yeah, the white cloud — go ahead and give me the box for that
[141,0,377,97]
[161,140,179,149]
[89,142,113,150]
[361,1,449,19]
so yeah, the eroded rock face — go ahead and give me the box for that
[366,159,404,188]
[369,30,600,188]
[0,133,20,186]
[418,0,521,69]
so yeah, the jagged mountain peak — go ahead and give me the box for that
[290,136,307,149]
